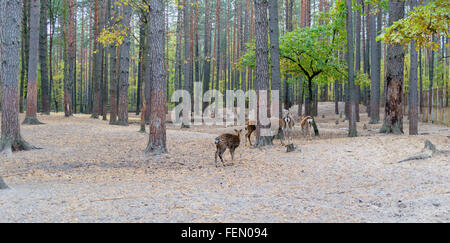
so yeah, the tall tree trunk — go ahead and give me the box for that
[408,0,418,135]
[101,0,108,120]
[91,0,103,118]
[269,0,281,118]
[380,0,405,134]
[202,0,211,111]
[175,5,182,94]
[214,0,221,94]
[194,0,200,85]
[369,4,380,124]
[23,0,43,124]
[428,35,435,122]
[20,0,28,114]
[146,0,168,154]
[64,0,75,117]
[254,0,272,147]
[284,0,293,110]
[346,0,357,137]
[39,0,49,114]
[136,16,144,116]
[181,0,192,128]
[354,0,361,122]
[1,0,34,153]
[117,4,132,126]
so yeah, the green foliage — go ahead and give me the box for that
[355,71,371,87]
[378,0,450,50]
[239,0,348,87]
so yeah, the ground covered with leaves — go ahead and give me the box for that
[0,103,448,222]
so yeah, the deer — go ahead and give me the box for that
[245,120,256,146]
[214,129,242,167]
[280,112,295,145]
[300,115,314,139]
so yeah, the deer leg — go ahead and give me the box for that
[215,150,219,167]
[248,131,254,146]
[219,150,225,166]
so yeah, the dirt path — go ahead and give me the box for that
[0,103,449,222]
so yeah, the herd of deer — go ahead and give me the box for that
[214,113,314,167]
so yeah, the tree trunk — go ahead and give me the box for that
[369,4,380,124]
[409,0,418,135]
[23,0,43,124]
[202,0,211,111]
[136,16,144,116]
[64,0,75,117]
[182,0,192,128]
[354,0,361,122]
[380,0,405,134]
[39,0,49,115]
[109,1,118,124]
[254,0,273,147]
[20,0,29,114]
[101,0,108,120]
[146,0,168,154]
[269,0,281,118]
[117,4,132,126]
[91,0,103,118]
[1,0,34,153]
[175,5,182,93]
[346,0,357,137]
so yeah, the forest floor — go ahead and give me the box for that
[0,102,449,222]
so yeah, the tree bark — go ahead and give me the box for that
[254,0,273,147]
[181,0,192,128]
[146,0,168,154]
[380,0,405,134]
[23,0,43,124]
[354,0,361,122]
[369,4,380,124]
[39,0,49,114]
[109,1,118,124]
[64,0,75,117]
[346,0,357,137]
[409,0,418,135]
[202,0,211,111]
[117,4,132,126]
[20,0,29,114]
[91,0,103,118]
[269,0,281,118]
[1,0,34,153]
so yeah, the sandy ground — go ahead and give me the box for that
[0,102,449,223]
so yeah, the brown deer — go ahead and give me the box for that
[280,112,295,145]
[245,120,256,146]
[214,129,242,167]
[300,115,314,138]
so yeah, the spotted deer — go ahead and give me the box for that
[214,129,242,167]
[300,115,314,138]
[280,112,295,145]
[245,120,256,146]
